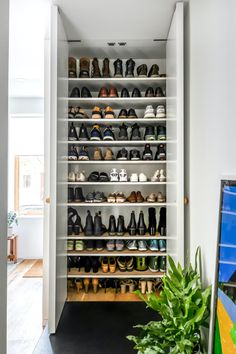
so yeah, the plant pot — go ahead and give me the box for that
[8,226,13,237]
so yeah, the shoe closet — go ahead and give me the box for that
[45,0,184,333]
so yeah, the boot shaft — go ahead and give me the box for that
[125,58,135,77]
[91,57,101,78]
[108,215,116,235]
[68,123,78,141]
[102,58,111,77]
[94,212,102,236]
[84,210,94,236]
[117,215,125,235]
[137,211,146,235]
[114,58,123,77]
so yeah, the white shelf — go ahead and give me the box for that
[66,250,167,256]
[64,140,174,145]
[64,160,172,165]
[64,202,175,207]
[60,118,172,124]
[60,235,174,240]
[67,268,165,279]
[62,182,173,186]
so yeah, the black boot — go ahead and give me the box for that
[94,212,102,236]
[74,187,85,202]
[78,123,89,141]
[125,58,135,77]
[84,257,92,272]
[114,58,123,77]
[108,215,116,236]
[127,211,136,236]
[91,257,100,273]
[158,207,166,236]
[84,210,94,236]
[91,57,101,78]
[68,187,74,203]
[148,208,157,236]
[137,211,146,235]
[117,215,125,236]
[68,123,78,141]
[74,211,83,235]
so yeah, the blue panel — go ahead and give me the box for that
[220,212,236,245]
[219,246,236,262]
[219,262,236,282]
[222,186,236,212]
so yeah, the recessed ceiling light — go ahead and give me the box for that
[107,42,116,46]
[118,42,127,46]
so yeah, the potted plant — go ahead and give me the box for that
[8,211,18,236]
[127,247,211,354]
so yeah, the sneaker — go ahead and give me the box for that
[75,240,84,251]
[104,148,114,160]
[68,145,78,160]
[78,123,89,141]
[118,124,128,140]
[130,173,138,182]
[142,144,153,160]
[157,126,166,140]
[159,169,166,182]
[93,147,103,160]
[68,171,76,181]
[67,240,74,251]
[90,125,102,140]
[157,192,166,203]
[107,193,116,203]
[129,149,141,160]
[144,105,155,118]
[88,171,99,182]
[86,240,95,251]
[136,257,147,271]
[115,239,125,251]
[118,109,128,118]
[99,172,109,182]
[151,170,160,182]
[158,239,166,252]
[119,169,128,182]
[148,239,159,251]
[116,192,126,203]
[139,173,147,182]
[130,123,141,140]
[68,123,78,141]
[117,256,126,272]
[75,171,86,182]
[104,106,115,119]
[106,239,115,251]
[92,106,103,119]
[144,126,156,140]
[95,240,104,251]
[126,240,138,250]
[138,240,148,251]
[146,192,157,203]
[116,148,128,160]
[110,168,119,182]
[103,126,115,141]
[78,146,89,160]
[85,192,95,203]
[156,105,166,118]
[128,108,137,118]
[159,256,166,272]
[94,191,106,203]
[155,144,166,160]
[149,256,159,272]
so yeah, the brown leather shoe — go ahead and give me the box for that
[94,148,103,160]
[127,191,137,203]
[109,87,118,97]
[104,148,114,160]
[68,57,77,78]
[92,106,103,119]
[102,58,111,78]
[79,57,90,78]
[104,106,115,118]
[98,87,108,98]
[91,58,101,78]
[136,191,144,203]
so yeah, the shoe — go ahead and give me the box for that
[116,239,125,251]
[137,64,147,77]
[116,192,126,203]
[94,192,106,203]
[68,123,78,141]
[145,87,155,97]
[67,240,74,251]
[117,215,125,236]
[74,187,85,202]
[156,105,166,118]
[68,187,74,203]
[92,277,99,293]
[136,191,144,203]
[88,171,99,182]
[159,169,166,182]
[68,57,77,78]
[70,87,80,98]
[101,257,109,273]
[68,145,78,160]
[125,58,135,77]
[108,215,116,236]
[144,126,156,140]
[157,192,166,203]
[155,144,166,160]
[146,192,157,203]
[104,106,115,119]
[84,258,92,273]
[138,240,148,251]
[148,239,159,251]
[155,87,165,97]
[126,257,134,271]
[68,171,75,182]
[68,106,75,118]
[157,126,166,140]
[107,193,116,203]
[158,207,166,235]
[104,148,114,160]
[84,211,94,236]
[98,87,108,98]
[116,148,128,160]
[73,210,83,235]
[118,108,128,118]
[92,106,103,119]
[74,107,89,119]
[102,58,111,78]
[75,240,84,251]
[151,170,160,182]
[121,88,129,97]
[142,144,153,160]
[78,146,89,160]
[91,57,101,78]
[139,173,147,182]
[118,123,128,140]
[149,256,159,272]
[127,191,137,203]
[127,211,137,235]
[158,239,166,252]
[90,125,102,140]
[85,192,95,203]
[130,123,141,140]
[148,64,159,77]
[109,257,116,273]
[128,108,138,118]
[75,171,86,182]
[106,239,115,251]
[136,257,147,271]
[148,207,157,236]
[108,87,118,98]
[117,257,126,272]
[78,123,89,141]
[94,211,103,235]
[159,256,166,272]
[129,150,141,161]
[99,172,109,182]
[144,105,155,118]
[132,88,142,97]
[126,240,138,250]
[81,87,92,98]
[79,57,90,78]
[139,279,147,294]
[130,173,138,182]
[119,169,128,182]
[110,168,119,182]
[114,59,123,77]
[137,211,146,235]
[103,126,115,141]
[93,147,103,160]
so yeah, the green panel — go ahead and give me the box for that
[214,315,222,354]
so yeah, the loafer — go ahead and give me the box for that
[128,108,137,118]
[127,191,137,203]
[121,88,130,97]
[131,88,142,97]
[155,87,165,97]
[81,87,92,98]
[145,87,155,97]
[70,87,80,98]
[109,87,118,97]
[98,87,108,97]
[136,191,144,203]
[118,109,127,118]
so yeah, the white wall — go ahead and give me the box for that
[187,0,236,286]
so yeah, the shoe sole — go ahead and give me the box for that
[117,137,128,140]
[158,136,166,140]
[78,157,89,160]
[138,248,147,251]
[105,115,115,119]
[159,248,166,252]
[145,135,156,140]
[78,138,89,141]
[156,114,166,118]
[148,267,159,272]
[149,247,159,251]
[117,157,128,160]
[103,137,114,141]
[144,114,155,118]
[68,138,78,141]
[92,115,102,119]
[130,158,141,161]
[90,137,102,141]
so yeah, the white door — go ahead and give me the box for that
[166,2,184,265]
[45,5,68,334]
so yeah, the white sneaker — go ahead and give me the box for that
[151,170,160,182]
[130,173,138,182]
[139,173,147,182]
[76,171,86,182]
[68,171,75,182]
[156,105,166,118]
[119,169,128,182]
[110,168,119,182]
[159,169,166,182]
[144,105,155,118]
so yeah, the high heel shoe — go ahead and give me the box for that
[83,278,90,293]
[139,279,147,294]
[75,279,83,293]
[120,280,127,294]
[147,279,154,293]
[92,278,99,293]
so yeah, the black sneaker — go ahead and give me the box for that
[68,123,78,141]
[81,87,92,98]
[78,123,89,141]
[142,144,153,160]
[121,88,130,97]
[103,126,115,141]
[70,87,80,98]
[118,124,128,140]
[127,108,137,118]
[118,109,128,118]
[94,191,106,203]
[155,144,166,160]
[157,126,166,140]
[129,149,141,160]
[116,148,128,160]
[144,126,156,140]
[130,123,141,140]
[99,172,109,182]
[131,88,142,97]
[68,145,78,160]
[88,171,99,182]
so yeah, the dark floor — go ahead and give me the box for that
[34,302,160,354]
